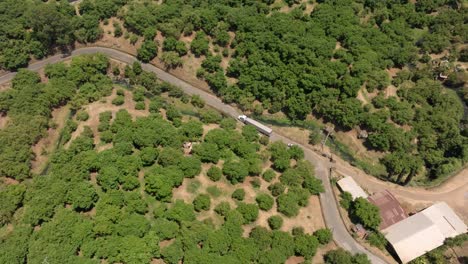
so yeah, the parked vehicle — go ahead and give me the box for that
[238,115,272,136]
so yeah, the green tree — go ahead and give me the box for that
[193,142,219,163]
[161,51,183,69]
[190,31,209,57]
[242,125,259,142]
[180,120,203,141]
[350,197,381,230]
[140,147,159,166]
[214,201,231,216]
[232,188,245,201]
[236,203,259,224]
[294,234,319,259]
[256,193,274,211]
[137,40,158,62]
[262,169,276,182]
[366,231,388,250]
[207,166,222,181]
[223,159,249,184]
[193,194,211,212]
[268,215,283,230]
[67,182,98,211]
[314,228,333,245]
[268,182,285,197]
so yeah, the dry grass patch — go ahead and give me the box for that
[31,105,71,174]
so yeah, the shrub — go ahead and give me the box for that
[236,202,259,223]
[339,192,353,210]
[231,189,245,201]
[294,234,319,259]
[207,166,222,182]
[268,182,285,197]
[220,118,236,130]
[268,215,283,230]
[366,231,387,250]
[116,89,125,96]
[193,194,211,212]
[135,101,146,110]
[288,145,304,160]
[100,130,114,143]
[256,193,274,211]
[262,169,276,182]
[277,193,299,217]
[214,202,231,216]
[76,110,89,121]
[140,147,159,166]
[223,160,249,184]
[206,186,221,198]
[187,180,201,194]
[251,178,261,189]
[181,94,189,104]
[292,227,304,236]
[242,125,259,142]
[314,228,333,245]
[309,129,322,145]
[259,136,269,145]
[190,95,205,108]
[112,96,125,106]
[199,109,222,124]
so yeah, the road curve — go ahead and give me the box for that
[0,47,387,263]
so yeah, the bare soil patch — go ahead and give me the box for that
[1,177,19,186]
[0,82,11,92]
[356,88,370,105]
[384,85,398,98]
[0,115,10,129]
[31,105,71,174]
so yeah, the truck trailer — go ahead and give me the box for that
[238,115,273,136]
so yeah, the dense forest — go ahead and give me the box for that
[0,55,361,263]
[0,1,466,184]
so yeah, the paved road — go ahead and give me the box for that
[0,47,386,263]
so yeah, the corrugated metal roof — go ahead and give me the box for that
[382,202,467,263]
[367,190,408,230]
[337,176,368,199]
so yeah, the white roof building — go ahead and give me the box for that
[382,202,467,263]
[336,176,368,200]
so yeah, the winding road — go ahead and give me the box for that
[1,47,466,263]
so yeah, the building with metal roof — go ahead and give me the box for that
[336,176,368,200]
[382,202,467,263]
[367,190,408,230]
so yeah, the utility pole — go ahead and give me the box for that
[321,125,333,153]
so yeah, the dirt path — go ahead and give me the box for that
[31,105,71,174]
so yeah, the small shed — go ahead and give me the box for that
[337,176,368,200]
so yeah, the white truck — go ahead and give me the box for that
[238,115,273,136]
